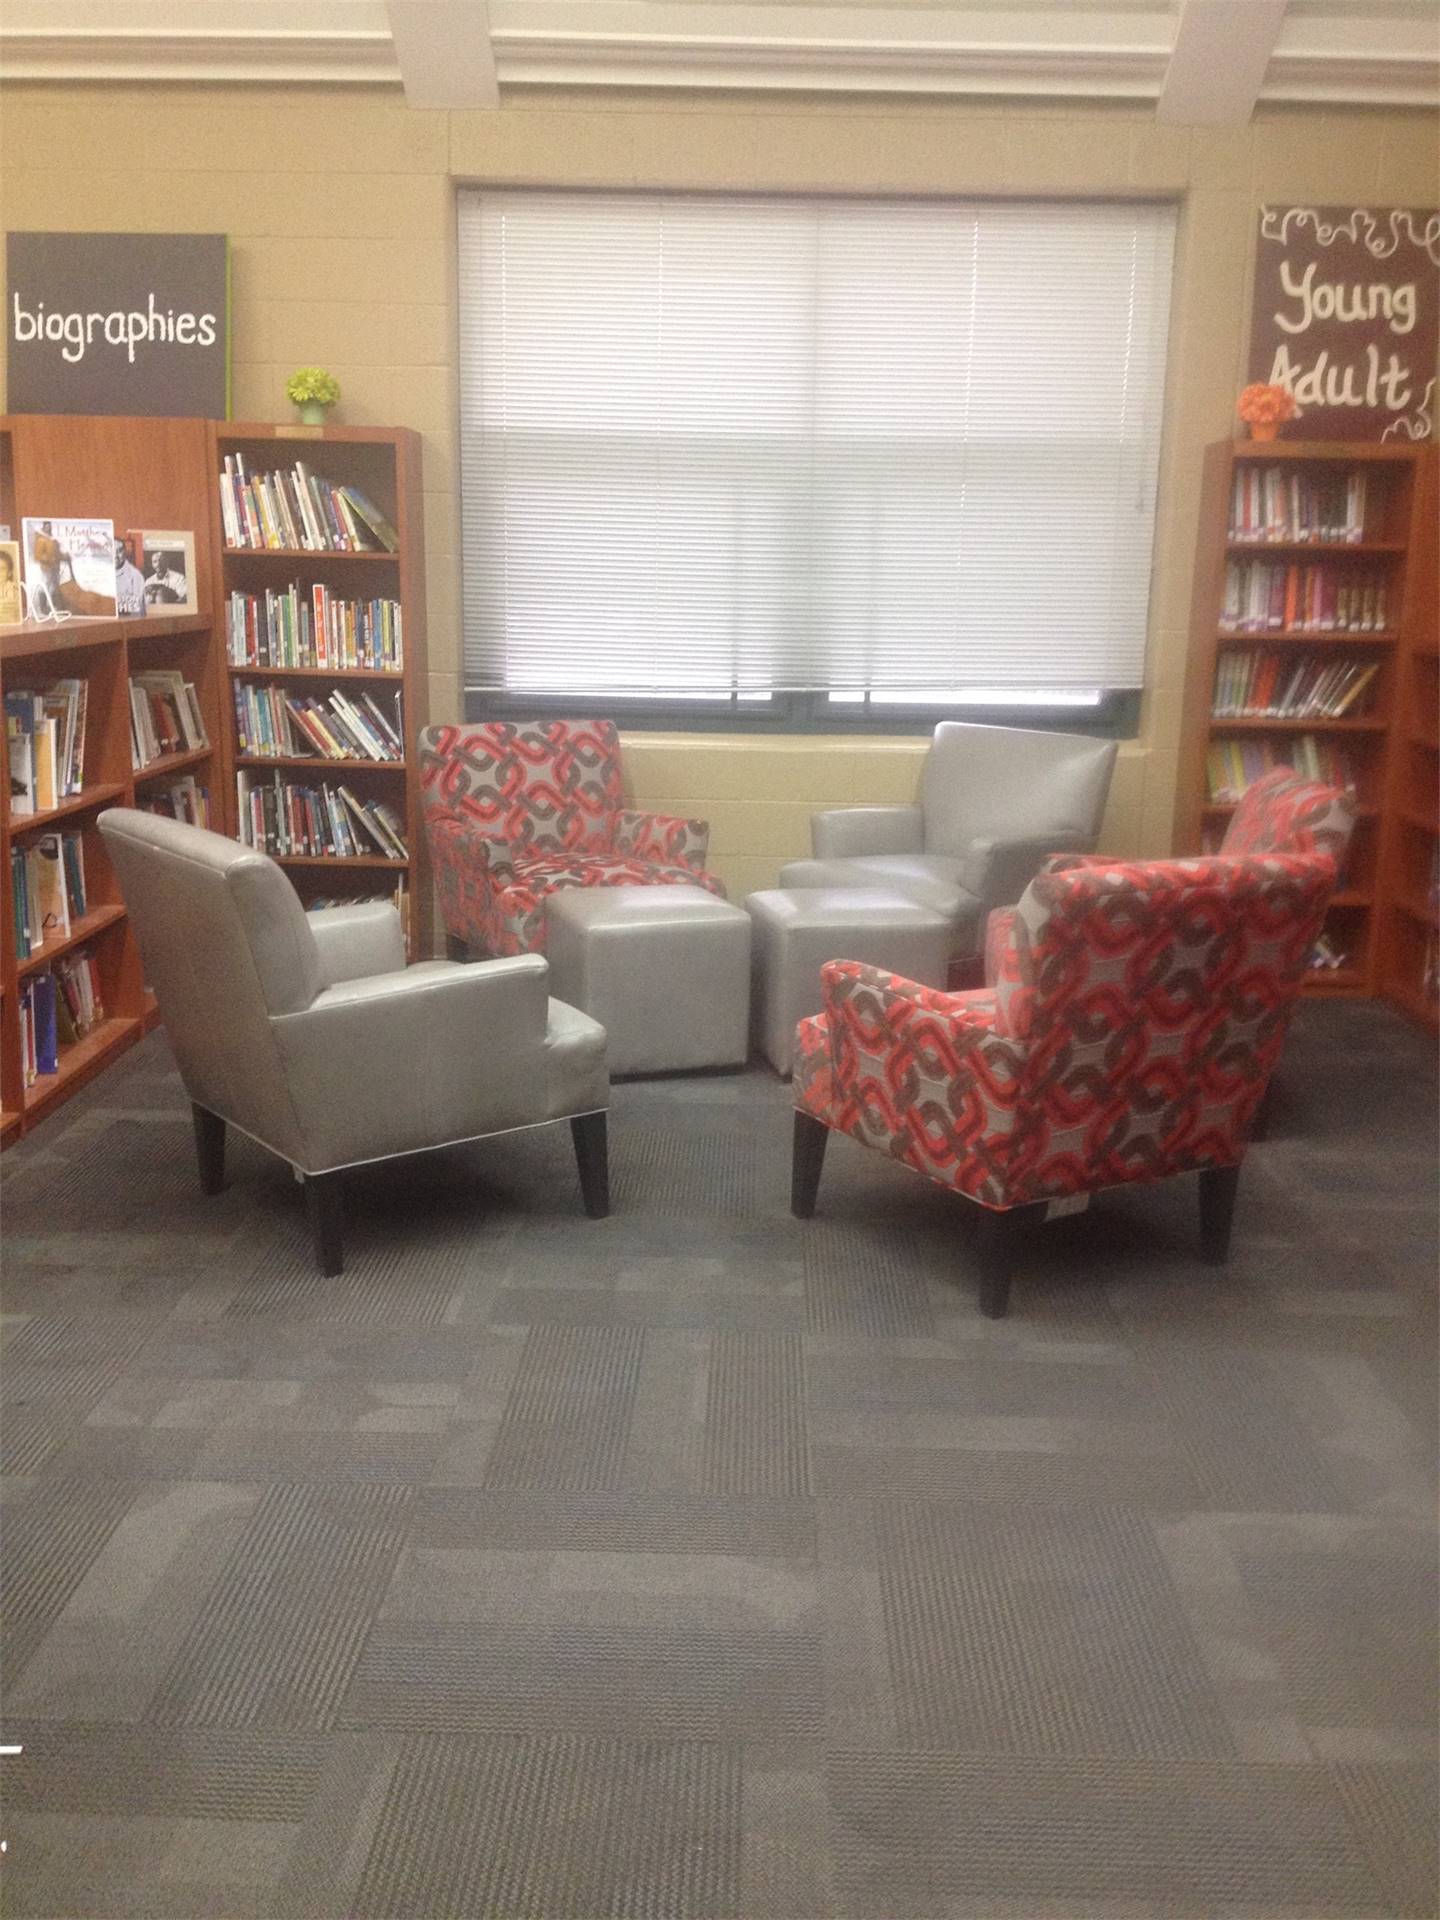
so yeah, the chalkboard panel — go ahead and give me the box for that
[6,232,230,419]
[1248,207,1438,442]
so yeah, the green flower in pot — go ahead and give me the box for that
[286,367,341,426]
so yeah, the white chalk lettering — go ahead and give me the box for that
[1275,260,1419,337]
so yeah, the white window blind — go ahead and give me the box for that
[458,189,1176,698]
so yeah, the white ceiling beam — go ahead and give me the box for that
[387,0,498,106]
[1157,0,1289,124]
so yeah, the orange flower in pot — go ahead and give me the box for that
[1238,382,1297,442]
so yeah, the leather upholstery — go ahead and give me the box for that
[781,723,1117,959]
[795,853,1334,1211]
[420,720,724,957]
[545,884,751,1075]
[747,887,951,1075]
[98,808,608,1175]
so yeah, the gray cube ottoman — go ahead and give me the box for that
[545,884,751,1075]
[746,887,952,1075]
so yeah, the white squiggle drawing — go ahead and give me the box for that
[1260,205,1440,267]
[1380,377,1436,441]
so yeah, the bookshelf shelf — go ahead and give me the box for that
[212,423,427,956]
[223,547,399,565]
[16,903,128,981]
[133,745,213,783]
[1,412,224,1146]
[1209,717,1387,735]
[227,663,404,683]
[10,782,129,836]
[22,1015,143,1116]
[272,853,409,870]
[235,755,404,772]
[1180,439,1436,1004]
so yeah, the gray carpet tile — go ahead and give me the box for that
[145,1482,410,1730]
[0,1002,1434,1919]
[352,1735,743,1919]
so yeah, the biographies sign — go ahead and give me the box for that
[1248,207,1439,441]
[6,232,230,417]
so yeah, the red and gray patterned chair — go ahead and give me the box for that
[791,852,1336,1317]
[421,719,724,958]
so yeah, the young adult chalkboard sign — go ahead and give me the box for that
[1248,207,1438,442]
[6,232,230,418]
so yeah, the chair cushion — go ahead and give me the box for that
[517,852,725,898]
[777,855,983,941]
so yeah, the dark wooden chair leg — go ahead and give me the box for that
[304,1172,345,1276]
[1249,1083,1273,1143]
[571,1111,610,1218]
[1198,1163,1242,1264]
[192,1103,225,1196]
[791,1111,829,1219]
[445,932,470,963]
[973,1206,1021,1318]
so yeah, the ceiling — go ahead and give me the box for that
[0,0,1435,116]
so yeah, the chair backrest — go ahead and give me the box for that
[990,852,1334,1196]
[97,809,317,1153]
[1220,765,1357,868]
[418,720,623,857]
[921,722,1118,857]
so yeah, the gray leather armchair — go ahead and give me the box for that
[98,809,610,1275]
[778,722,1118,964]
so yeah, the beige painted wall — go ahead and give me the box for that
[0,85,1434,896]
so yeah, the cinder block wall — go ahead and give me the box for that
[1,88,1433,896]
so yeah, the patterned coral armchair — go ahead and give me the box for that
[420,720,724,958]
[981,767,1356,992]
[792,853,1336,1317]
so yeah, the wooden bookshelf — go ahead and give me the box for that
[1375,447,1439,1031]
[1178,438,1436,1001]
[0,414,222,1146]
[210,423,427,956]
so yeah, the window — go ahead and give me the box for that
[457,190,1175,720]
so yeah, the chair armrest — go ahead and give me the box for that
[812,806,924,860]
[820,958,999,1036]
[958,828,1090,909]
[308,902,406,989]
[614,807,710,868]
[271,955,554,1171]
[424,806,519,952]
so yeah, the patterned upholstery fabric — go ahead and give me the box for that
[420,721,722,955]
[1219,765,1358,868]
[796,854,1335,1211]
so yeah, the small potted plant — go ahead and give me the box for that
[286,367,341,426]
[1237,381,1297,443]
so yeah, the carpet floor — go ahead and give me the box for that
[1,999,1436,1919]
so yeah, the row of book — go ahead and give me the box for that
[219,458,399,554]
[19,948,105,1084]
[1211,652,1380,720]
[1221,561,1390,635]
[233,683,404,763]
[6,681,86,816]
[236,771,408,862]
[10,831,88,960]
[226,585,403,673]
[130,669,208,771]
[1206,735,1358,803]
[1228,467,1369,545]
[137,777,211,829]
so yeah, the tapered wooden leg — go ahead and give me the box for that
[791,1111,829,1219]
[446,933,470,963]
[1249,1084,1273,1143]
[571,1111,610,1218]
[973,1204,1044,1318]
[191,1104,225,1196]
[1198,1164,1242,1265]
[305,1172,345,1277]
